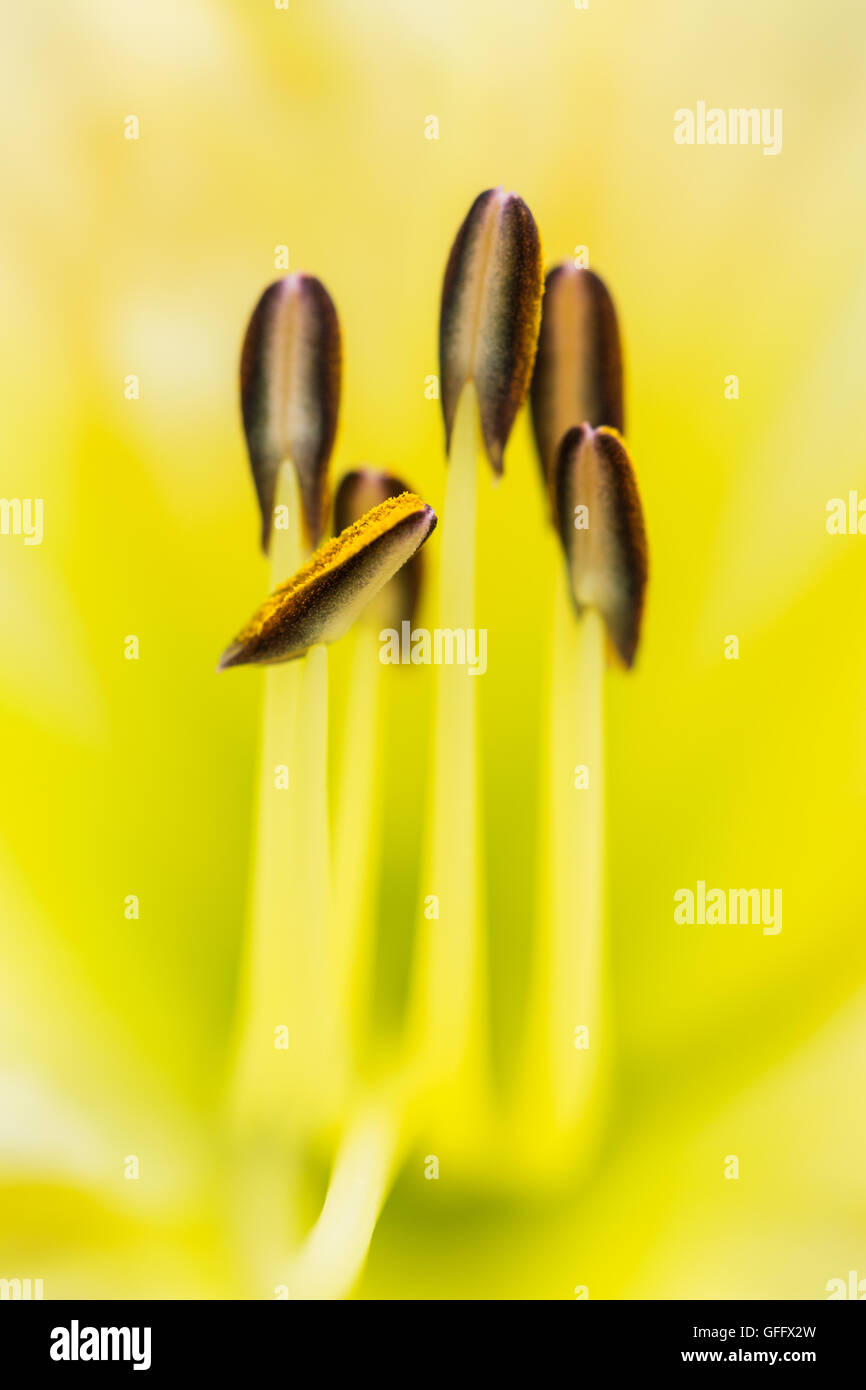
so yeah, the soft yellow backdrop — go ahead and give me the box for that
[1,0,865,1298]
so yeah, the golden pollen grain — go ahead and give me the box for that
[218,492,437,668]
[334,468,424,627]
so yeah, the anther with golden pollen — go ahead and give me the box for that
[240,272,341,552]
[553,424,648,669]
[334,468,424,628]
[218,493,437,669]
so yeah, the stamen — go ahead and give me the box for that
[530,264,624,494]
[439,187,543,473]
[553,424,648,669]
[334,468,424,627]
[241,272,341,551]
[218,493,437,669]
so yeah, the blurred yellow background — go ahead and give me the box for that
[1,0,865,1298]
